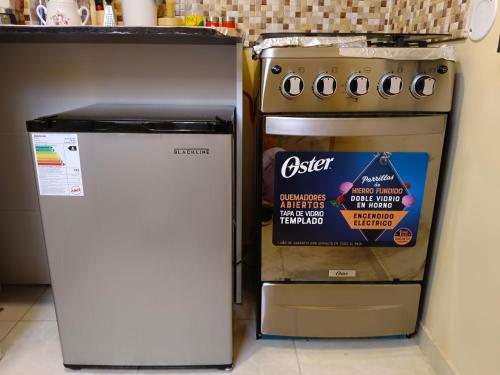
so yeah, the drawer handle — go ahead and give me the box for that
[280,304,402,312]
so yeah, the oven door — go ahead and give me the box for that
[260,114,446,283]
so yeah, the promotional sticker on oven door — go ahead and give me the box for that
[273,152,429,247]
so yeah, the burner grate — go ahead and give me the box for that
[258,32,452,48]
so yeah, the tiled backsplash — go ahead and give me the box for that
[178,0,470,44]
[22,0,470,45]
[387,0,469,35]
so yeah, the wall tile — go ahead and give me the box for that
[178,0,470,44]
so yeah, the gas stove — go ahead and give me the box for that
[255,33,456,339]
[257,33,455,114]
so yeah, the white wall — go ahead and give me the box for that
[420,9,500,375]
[0,43,238,284]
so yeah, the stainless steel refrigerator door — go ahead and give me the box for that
[35,133,233,367]
[261,115,446,282]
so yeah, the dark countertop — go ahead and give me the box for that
[0,26,241,45]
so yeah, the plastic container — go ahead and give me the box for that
[222,16,236,28]
[206,15,220,27]
[185,0,204,26]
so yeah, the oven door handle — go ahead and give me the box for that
[265,116,446,137]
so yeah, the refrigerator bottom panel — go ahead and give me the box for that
[261,283,420,338]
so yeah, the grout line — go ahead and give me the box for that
[18,285,48,323]
[0,286,50,356]
[293,339,303,375]
[0,321,18,345]
[0,286,48,345]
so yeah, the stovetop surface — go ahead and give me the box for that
[258,32,451,47]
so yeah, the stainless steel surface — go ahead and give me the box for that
[261,283,420,337]
[265,115,446,137]
[34,133,233,366]
[261,115,446,282]
[260,49,455,113]
[235,42,244,304]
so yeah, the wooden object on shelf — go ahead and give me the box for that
[158,17,182,26]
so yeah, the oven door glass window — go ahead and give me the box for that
[261,115,446,283]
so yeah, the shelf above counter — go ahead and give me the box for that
[0,26,241,45]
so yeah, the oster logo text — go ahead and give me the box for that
[281,156,334,179]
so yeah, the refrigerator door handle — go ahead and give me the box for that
[265,115,446,137]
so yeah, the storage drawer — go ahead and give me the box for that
[261,283,420,337]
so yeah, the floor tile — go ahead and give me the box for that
[0,321,66,374]
[140,320,300,375]
[80,370,136,374]
[139,366,226,374]
[231,320,300,375]
[0,321,16,341]
[295,337,436,375]
[0,321,135,375]
[0,286,46,321]
[0,285,437,375]
[23,287,57,321]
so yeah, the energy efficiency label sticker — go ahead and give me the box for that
[32,133,84,196]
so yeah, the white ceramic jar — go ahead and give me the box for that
[36,0,89,26]
[121,0,159,27]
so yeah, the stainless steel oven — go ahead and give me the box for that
[256,41,455,338]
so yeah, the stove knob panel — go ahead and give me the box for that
[280,73,304,98]
[378,74,403,98]
[411,74,436,98]
[346,74,369,97]
[313,73,336,98]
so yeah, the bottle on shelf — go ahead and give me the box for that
[185,0,204,26]
[94,0,104,25]
[103,0,115,26]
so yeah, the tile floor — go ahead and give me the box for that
[0,285,437,375]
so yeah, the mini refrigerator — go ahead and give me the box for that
[27,104,234,369]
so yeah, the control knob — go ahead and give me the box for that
[346,74,369,97]
[280,73,304,98]
[411,74,436,98]
[313,73,336,98]
[378,74,403,98]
